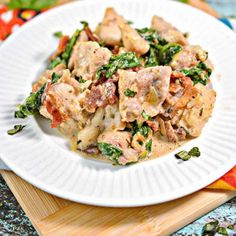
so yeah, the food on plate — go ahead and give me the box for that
[12,8,216,165]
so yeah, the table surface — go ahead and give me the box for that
[0,175,235,235]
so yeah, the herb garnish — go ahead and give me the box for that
[124,88,136,97]
[51,72,61,84]
[15,84,46,119]
[159,43,182,65]
[7,125,26,135]
[145,46,159,67]
[96,52,141,79]
[132,122,151,138]
[217,227,228,235]
[175,147,201,161]
[141,110,152,121]
[180,62,212,85]
[98,143,123,164]
[145,139,152,152]
[75,76,86,83]
[54,31,63,38]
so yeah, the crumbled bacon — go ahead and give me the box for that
[84,27,100,42]
[50,35,69,60]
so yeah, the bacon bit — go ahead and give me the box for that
[169,82,182,94]
[176,127,187,141]
[165,121,178,142]
[180,76,193,88]
[84,147,99,154]
[146,120,159,132]
[84,27,100,42]
[50,35,69,60]
[171,71,185,79]
[131,66,142,72]
[45,94,67,128]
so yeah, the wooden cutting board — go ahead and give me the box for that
[1,170,235,236]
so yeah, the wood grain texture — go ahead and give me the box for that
[1,170,235,236]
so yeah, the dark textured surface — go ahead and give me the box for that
[0,174,235,235]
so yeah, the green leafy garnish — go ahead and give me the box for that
[145,139,152,152]
[80,21,89,28]
[175,150,191,161]
[124,88,136,97]
[98,143,123,164]
[7,125,26,135]
[15,84,46,119]
[51,72,61,84]
[180,62,212,85]
[96,52,141,79]
[175,147,201,161]
[217,227,228,235]
[48,57,64,70]
[132,122,151,138]
[141,110,152,121]
[7,0,57,10]
[159,43,182,65]
[188,147,200,157]
[145,46,159,67]
[54,31,63,38]
[75,76,86,83]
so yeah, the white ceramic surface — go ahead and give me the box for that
[0,0,235,207]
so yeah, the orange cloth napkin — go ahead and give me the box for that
[0,3,235,190]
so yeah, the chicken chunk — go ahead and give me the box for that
[170,45,208,70]
[95,7,149,55]
[69,41,112,80]
[98,131,139,165]
[151,15,188,46]
[118,66,172,122]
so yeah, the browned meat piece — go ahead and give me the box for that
[170,45,208,70]
[83,80,117,113]
[98,131,139,165]
[95,7,149,55]
[68,42,111,81]
[118,66,172,122]
[151,16,188,46]
[50,35,70,60]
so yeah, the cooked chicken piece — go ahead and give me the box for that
[77,108,104,150]
[118,66,172,122]
[98,131,139,165]
[177,83,216,137]
[151,16,188,46]
[95,7,149,55]
[95,8,123,46]
[103,104,125,131]
[69,41,112,80]
[68,31,88,69]
[82,79,117,113]
[170,45,208,70]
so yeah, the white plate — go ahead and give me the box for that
[0,0,236,207]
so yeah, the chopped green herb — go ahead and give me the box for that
[145,139,152,152]
[96,52,141,79]
[98,41,106,47]
[47,57,64,70]
[217,227,228,235]
[98,143,123,164]
[188,147,201,157]
[138,140,143,145]
[132,122,151,138]
[145,46,158,67]
[127,20,133,25]
[159,43,182,65]
[202,221,219,236]
[141,110,152,121]
[54,31,63,38]
[80,21,89,28]
[75,76,86,83]
[175,150,191,161]
[124,88,137,97]
[51,72,61,84]
[180,62,212,86]
[15,84,46,119]
[7,125,26,135]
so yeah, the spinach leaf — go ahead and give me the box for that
[75,76,86,83]
[145,139,152,152]
[51,72,61,84]
[54,31,63,38]
[180,62,212,85]
[98,143,123,163]
[96,52,141,79]
[145,46,159,67]
[141,110,153,121]
[132,122,151,138]
[7,125,26,135]
[124,88,136,97]
[159,43,182,65]
[15,84,46,119]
